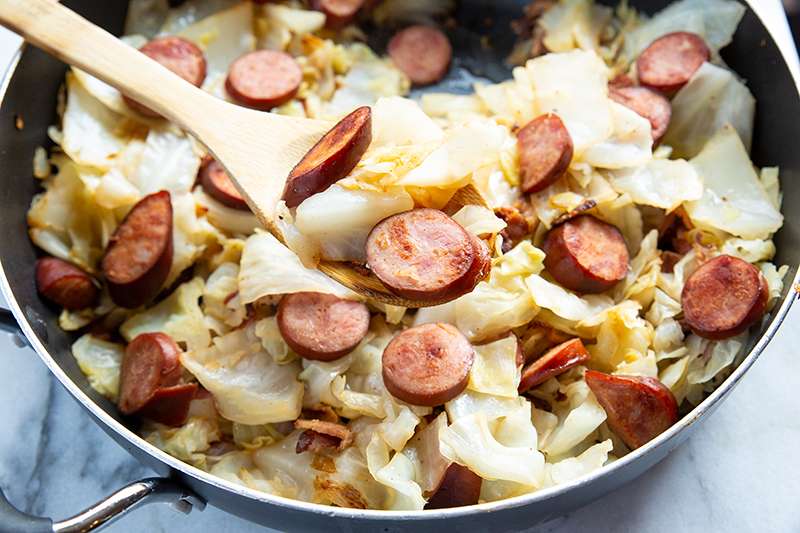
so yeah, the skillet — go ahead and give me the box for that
[0,1,798,531]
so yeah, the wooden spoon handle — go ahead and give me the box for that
[0,0,216,128]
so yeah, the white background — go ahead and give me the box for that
[0,2,798,532]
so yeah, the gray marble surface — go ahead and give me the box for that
[1,2,799,532]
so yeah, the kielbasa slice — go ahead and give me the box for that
[282,106,372,208]
[312,0,365,28]
[388,25,452,86]
[495,206,531,253]
[382,323,475,406]
[542,215,629,294]
[101,191,173,309]
[124,37,207,117]
[225,50,302,110]
[636,32,710,94]
[366,209,478,302]
[681,254,769,340]
[425,464,482,510]
[277,292,370,361]
[140,383,198,427]
[35,257,98,310]
[518,338,590,393]
[118,332,182,415]
[199,157,249,210]
[609,86,672,142]
[585,370,678,450]
[517,114,574,194]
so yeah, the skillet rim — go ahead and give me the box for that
[0,0,798,522]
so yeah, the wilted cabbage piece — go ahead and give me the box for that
[295,185,414,262]
[181,322,303,424]
[686,125,783,240]
[440,397,544,486]
[121,277,211,351]
[664,62,755,159]
[540,0,612,53]
[610,159,702,211]
[60,73,137,170]
[583,102,652,169]
[238,232,357,303]
[539,378,607,458]
[468,335,521,398]
[143,417,221,468]
[528,50,613,155]
[71,334,125,401]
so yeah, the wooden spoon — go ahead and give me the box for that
[0,0,487,308]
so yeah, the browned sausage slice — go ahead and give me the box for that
[382,323,475,406]
[542,215,629,294]
[277,292,370,361]
[681,254,769,340]
[140,383,198,427]
[124,37,207,117]
[101,191,173,309]
[118,332,182,415]
[35,257,98,310]
[608,86,672,142]
[199,158,249,210]
[494,206,531,253]
[225,50,302,110]
[585,370,678,450]
[388,25,452,86]
[636,32,710,94]
[425,464,482,509]
[366,209,478,302]
[517,114,574,194]
[282,106,372,208]
[518,338,590,393]
[311,0,365,28]
[462,234,492,290]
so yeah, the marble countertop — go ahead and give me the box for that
[1,2,799,532]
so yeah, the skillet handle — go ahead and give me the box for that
[0,478,205,533]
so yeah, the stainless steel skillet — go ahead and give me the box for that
[0,1,797,531]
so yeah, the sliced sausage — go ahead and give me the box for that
[198,158,249,210]
[140,383,198,427]
[366,209,478,302]
[585,370,678,450]
[225,50,302,110]
[609,86,672,142]
[388,25,452,86]
[517,113,573,194]
[518,338,590,393]
[277,292,370,361]
[425,464,482,510]
[295,430,342,454]
[312,0,365,28]
[660,251,683,274]
[464,234,492,288]
[282,106,372,208]
[124,37,207,117]
[681,255,769,340]
[118,332,182,415]
[35,257,98,310]
[382,323,475,406]
[636,32,710,94]
[542,215,629,294]
[494,206,530,253]
[294,419,353,452]
[101,191,173,309]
